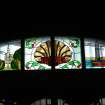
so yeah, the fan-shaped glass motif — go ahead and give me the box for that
[25,36,82,70]
[55,37,82,69]
[25,37,51,70]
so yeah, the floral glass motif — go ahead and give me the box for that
[85,38,105,68]
[55,37,82,69]
[25,37,51,70]
[0,40,21,70]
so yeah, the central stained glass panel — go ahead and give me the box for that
[25,36,82,70]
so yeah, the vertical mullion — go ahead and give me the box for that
[51,35,55,70]
[80,37,86,71]
[21,37,25,71]
[51,97,57,105]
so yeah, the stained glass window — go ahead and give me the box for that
[25,37,51,70]
[0,40,21,70]
[55,37,82,69]
[85,38,105,68]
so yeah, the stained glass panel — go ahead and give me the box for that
[0,40,21,70]
[85,38,105,68]
[55,37,82,69]
[25,37,51,70]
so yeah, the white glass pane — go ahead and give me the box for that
[102,98,105,105]
[35,100,40,105]
[47,99,51,105]
[64,103,69,105]
[0,103,4,105]
[58,99,63,105]
[41,99,46,105]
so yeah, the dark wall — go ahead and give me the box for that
[0,24,105,104]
